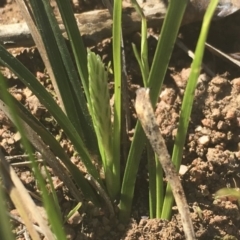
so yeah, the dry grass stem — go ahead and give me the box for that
[135,88,196,240]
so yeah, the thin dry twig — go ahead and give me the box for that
[6,153,43,166]
[5,154,29,161]
[205,42,240,67]
[135,88,196,240]
[10,160,43,167]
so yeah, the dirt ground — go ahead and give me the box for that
[1,1,240,240]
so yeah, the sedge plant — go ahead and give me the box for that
[0,0,218,238]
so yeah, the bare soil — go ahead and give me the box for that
[1,1,240,240]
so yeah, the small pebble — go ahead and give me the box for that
[13,132,21,142]
[225,109,236,120]
[195,126,202,132]
[198,135,210,146]
[179,165,188,176]
[7,138,14,145]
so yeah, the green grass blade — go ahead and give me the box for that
[132,43,146,82]
[119,121,145,222]
[147,147,156,218]
[214,188,240,201]
[112,0,122,197]
[64,202,82,223]
[155,155,163,218]
[131,0,149,85]
[148,0,188,101]
[161,0,219,220]
[119,0,188,222]
[42,163,63,220]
